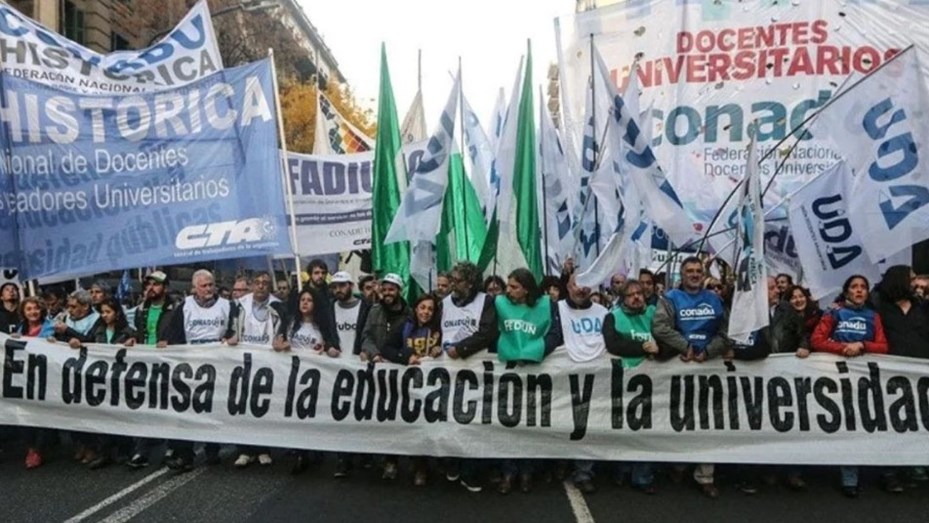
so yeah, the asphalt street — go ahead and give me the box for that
[2,438,928,523]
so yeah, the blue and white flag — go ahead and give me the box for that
[729,138,769,344]
[462,94,495,222]
[817,47,929,263]
[539,97,576,274]
[385,74,461,244]
[593,47,696,247]
[788,160,878,300]
[0,59,291,279]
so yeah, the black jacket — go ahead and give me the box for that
[84,319,137,345]
[878,299,929,359]
[133,297,180,344]
[731,303,803,360]
[451,293,499,359]
[0,305,18,334]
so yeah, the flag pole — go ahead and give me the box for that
[269,48,302,280]
[458,56,469,262]
[539,85,552,277]
[589,34,601,258]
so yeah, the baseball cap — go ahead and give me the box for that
[381,273,404,290]
[330,271,353,284]
[146,271,168,284]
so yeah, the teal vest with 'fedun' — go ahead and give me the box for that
[495,295,551,362]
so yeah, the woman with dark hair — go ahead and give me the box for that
[789,286,822,359]
[273,286,339,474]
[380,294,442,486]
[493,268,555,494]
[68,297,136,469]
[811,274,888,498]
[540,275,563,303]
[483,275,505,298]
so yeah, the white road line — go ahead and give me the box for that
[95,468,207,523]
[563,480,595,523]
[63,468,170,523]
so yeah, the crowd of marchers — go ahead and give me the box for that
[2,256,929,500]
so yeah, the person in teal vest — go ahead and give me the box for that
[494,268,556,494]
[602,279,661,494]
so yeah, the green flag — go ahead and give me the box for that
[513,44,542,279]
[371,44,410,281]
[437,152,488,271]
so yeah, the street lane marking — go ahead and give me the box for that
[563,480,595,523]
[63,468,169,523]
[96,468,207,523]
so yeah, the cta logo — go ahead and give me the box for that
[175,218,275,250]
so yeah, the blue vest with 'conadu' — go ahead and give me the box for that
[665,289,725,351]
[827,306,877,343]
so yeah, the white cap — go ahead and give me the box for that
[381,273,404,290]
[330,271,353,284]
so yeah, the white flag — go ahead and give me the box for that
[817,47,929,262]
[462,94,495,221]
[729,139,769,344]
[593,48,696,246]
[539,99,576,273]
[788,160,879,300]
[401,91,428,145]
[385,75,461,244]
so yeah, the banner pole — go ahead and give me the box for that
[268,48,302,281]
[539,85,552,277]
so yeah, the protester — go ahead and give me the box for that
[231,271,286,469]
[775,274,794,299]
[703,277,725,298]
[493,268,555,494]
[0,282,21,334]
[89,280,112,311]
[273,285,339,474]
[435,272,452,300]
[913,274,929,300]
[306,258,330,288]
[638,269,659,306]
[14,297,55,469]
[52,290,100,343]
[161,270,238,472]
[358,274,379,304]
[652,256,728,498]
[602,279,661,494]
[610,273,627,306]
[275,280,291,301]
[231,276,250,301]
[380,293,442,486]
[546,273,608,494]
[811,274,888,497]
[483,275,505,298]
[443,261,500,493]
[789,286,822,359]
[68,297,135,469]
[42,286,66,320]
[356,273,409,479]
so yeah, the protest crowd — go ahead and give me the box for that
[2,253,928,500]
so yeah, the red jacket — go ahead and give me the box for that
[811,307,889,355]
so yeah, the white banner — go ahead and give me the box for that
[284,142,427,256]
[0,0,223,93]
[555,0,929,228]
[5,334,929,465]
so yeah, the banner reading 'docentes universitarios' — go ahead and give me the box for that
[0,59,292,279]
[0,0,223,94]
[284,141,427,256]
[4,334,929,465]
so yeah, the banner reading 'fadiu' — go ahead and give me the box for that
[4,334,929,465]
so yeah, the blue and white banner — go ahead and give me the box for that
[788,160,878,300]
[818,47,929,263]
[285,142,429,256]
[0,0,222,94]
[0,59,291,279]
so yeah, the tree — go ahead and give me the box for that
[125,0,374,152]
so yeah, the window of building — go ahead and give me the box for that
[61,1,85,45]
[111,32,131,51]
[8,1,35,17]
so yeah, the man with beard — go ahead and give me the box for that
[161,270,239,472]
[359,274,410,362]
[329,271,371,477]
[124,271,180,469]
[546,273,609,493]
[443,262,501,493]
[358,274,379,304]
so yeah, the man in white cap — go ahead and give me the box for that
[330,271,368,356]
[359,273,410,363]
